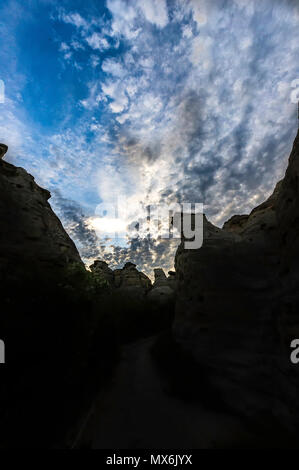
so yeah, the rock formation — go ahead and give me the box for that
[0,143,8,159]
[147,268,175,304]
[89,260,152,298]
[0,147,118,448]
[173,129,299,431]
[167,271,177,289]
[114,262,151,295]
[89,261,177,304]
[90,260,114,285]
[0,148,82,283]
[153,268,168,287]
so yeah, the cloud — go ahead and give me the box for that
[80,82,107,109]
[102,58,125,77]
[102,79,129,113]
[52,191,101,260]
[93,237,178,280]
[107,0,140,39]
[2,0,299,276]
[136,0,169,28]
[85,32,110,51]
[60,11,88,29]
[190,0,207,27]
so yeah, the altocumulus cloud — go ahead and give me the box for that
[0,0,299,276]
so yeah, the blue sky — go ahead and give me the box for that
[0,0,299,276]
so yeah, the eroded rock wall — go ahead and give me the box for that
[0,156,82,283]
[173,130,299,429]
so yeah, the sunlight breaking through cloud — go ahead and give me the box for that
[0,0,299,276]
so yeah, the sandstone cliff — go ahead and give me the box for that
[0,150,82,283]
[0,148,118,448]
[173,129,299,432]
[90,260,176,304]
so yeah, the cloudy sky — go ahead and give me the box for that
[0,0,299,277]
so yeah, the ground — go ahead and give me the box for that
[81,336,251,449]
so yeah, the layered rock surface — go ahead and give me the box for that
[90,261,177,303]
[90,260,152,297]
[173,129,299,430]
[114,262,152,296]
[90,260,114,285]
[0,153,82,283]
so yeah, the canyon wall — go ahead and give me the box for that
[0,149,118,448]
[0,150,82,284]
[173,129,299,431]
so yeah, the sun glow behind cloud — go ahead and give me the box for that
[0,0,299,276]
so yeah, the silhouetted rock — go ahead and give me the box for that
[148,268,175,304]
[124,262,137,269]
[0,154,82,283]
[173,129,299,430]
[0,153,118,448]
[222,214,249,233]
[153,268,168,287]
[167,271,177,289]
[0,143,8,159]
[90,260,114,285]
[113,262,151,299]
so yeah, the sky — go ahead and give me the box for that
[0,0,299,278]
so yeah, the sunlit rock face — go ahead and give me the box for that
[0,148,82,282]
[173,130,299,428]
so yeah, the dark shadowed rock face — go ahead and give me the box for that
[90,260,114,285]
[114,262,152,297]
[173,129,299,429]
[0,156,82,282]
[89,259,152,298]
[89,260,177,307]
[147,268,176,304]
[222,214,249,233]
[0,143,8,159]
[0,150,120,448]
[153,268,168,287]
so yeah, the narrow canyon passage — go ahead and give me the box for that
[87,336,249,449]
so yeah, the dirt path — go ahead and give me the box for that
[89,336,249,449]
